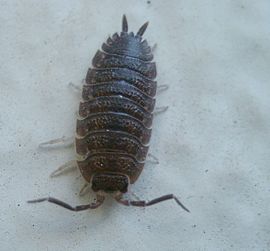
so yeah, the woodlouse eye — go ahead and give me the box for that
[99,162,104,167]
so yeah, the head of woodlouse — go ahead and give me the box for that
[91,173,129,193]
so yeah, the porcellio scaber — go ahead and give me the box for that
[28,15,189,212]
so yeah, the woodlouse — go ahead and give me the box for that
[28,15,189,213]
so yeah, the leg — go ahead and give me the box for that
[79,182,91,196]
[157,84,169,94]
[151,43,157,53]
[39,80,84,150]
[146,153,159,164]
[115,193,190,212]
[75,110,81,118]
[50,160,77,178]
[153,106,168,115]
[151,45,170,100]
[68,80,83,94]
[130,191,141,201]
[155,84,169,114]
[28,194,105,211]
[39,136,74,149]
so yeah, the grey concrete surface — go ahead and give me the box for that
[1,0,270,250]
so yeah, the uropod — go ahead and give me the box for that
[28,15,189,213]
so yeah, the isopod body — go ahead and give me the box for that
[76,17,156,192]
[28,15,189,212]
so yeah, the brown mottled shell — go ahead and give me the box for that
[76,25,156,184]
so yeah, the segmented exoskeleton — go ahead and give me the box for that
[28,15,189,213]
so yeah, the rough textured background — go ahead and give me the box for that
[1,0,270,250]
